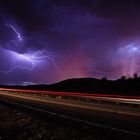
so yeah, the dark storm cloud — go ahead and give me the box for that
[1,0,140,84]
[96,0,140,36]
[0,0,50,32]
[0,0,99,53]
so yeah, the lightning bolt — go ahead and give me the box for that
[1,21,60,73]
[32,50,60,70]
[0,50,60,73]
[5,22,23,41]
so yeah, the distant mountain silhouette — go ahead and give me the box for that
[0,78,140,96]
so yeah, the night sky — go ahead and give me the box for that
[0,0,140,84]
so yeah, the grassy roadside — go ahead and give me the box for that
[0,104,100,140]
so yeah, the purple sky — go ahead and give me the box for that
[0,0,140,84]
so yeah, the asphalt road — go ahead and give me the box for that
[0,89,140,139]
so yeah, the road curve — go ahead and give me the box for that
[0,89,140,139]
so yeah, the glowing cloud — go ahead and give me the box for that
[0,49,59,73]
[116,42,140,76]
[118,43,140,56]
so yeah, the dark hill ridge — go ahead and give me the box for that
[0,78,140,96]
[49,78,140,95]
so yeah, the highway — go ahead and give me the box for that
[0,88,140,139]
